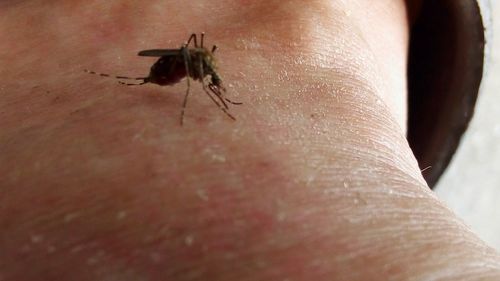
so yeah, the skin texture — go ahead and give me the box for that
[1,0,500,280]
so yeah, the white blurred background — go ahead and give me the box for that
[435,1,500,250]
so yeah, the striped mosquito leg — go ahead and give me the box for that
[118,81,147,86]
[84,69,147,82]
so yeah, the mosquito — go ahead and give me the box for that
[85,33,242,125]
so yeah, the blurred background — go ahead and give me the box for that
[435,1,500,250]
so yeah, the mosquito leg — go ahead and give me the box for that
[224,97,243,105]
[198,55,218,107]
[118,81,147,86]
[199,58,229,110]
[207,84,229,109]
[200,65,228,109]
[212,88,229,109]
[115,76,146,80]
[198,59,236,120]
[84,69,148,82]
[180,46,192,126]
[203,86,236,121]
[208,84,242,106]
[186,33,198,48]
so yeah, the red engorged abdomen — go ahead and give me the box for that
[149,57,188,86]
[154,66,187,86]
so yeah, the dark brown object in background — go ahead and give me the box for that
[407,0,485,188]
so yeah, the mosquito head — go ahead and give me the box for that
[210,73,225,90]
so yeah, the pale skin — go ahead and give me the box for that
[1,0,500,280]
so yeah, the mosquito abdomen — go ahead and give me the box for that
[148,56,187,86]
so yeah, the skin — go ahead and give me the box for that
[1,0,500,280]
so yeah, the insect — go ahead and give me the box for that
[85,33,241,125]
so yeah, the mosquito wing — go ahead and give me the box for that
[137,49,181,57]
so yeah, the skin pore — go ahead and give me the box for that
[1,0,500,280]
